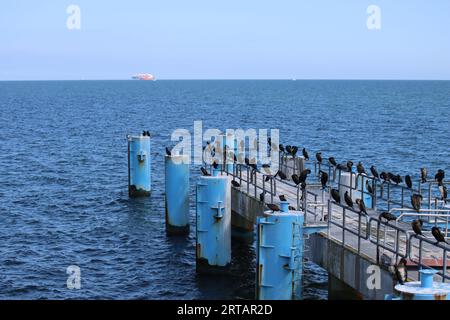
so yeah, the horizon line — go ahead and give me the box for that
[1,78,450,82]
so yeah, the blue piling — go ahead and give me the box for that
[165,155,190,235]
[196,175,231,273]
[393,269,450,300]
[127,134,151,197]
[256,206,304,300]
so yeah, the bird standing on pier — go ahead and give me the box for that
[390,173,402,184]
[331,189,341,203]
[380,172,390,183]
[302,148,309,160]
[394,258,408,285]
[421,167,427,183]
[266,203,280,212]
[411,194,423,212]
[291,146,299,157]
[357,162,366,175]
[289,206,296,211]
[165,147,172,157]
[231,180,241,188]
[292,174,300,185]
[431,226,448,245]
[276,170,287,180]
[344,191,354,208]
[212,161,219,169]
[319,170,328,190]
[142,130,146,136]
[285,145,292,155]
[279,194,287,202]
[200,167,210,176]
[316,152,322,163]
[411,219,423,236]
[435,169,445,183]
[279,144,285,153]
[356,199,367,215]
[380,211,397,223]
[259,192,265,202]
[366,180,374,195]
[329,157,337,167]
[299,169,311,184]
[439,182,447,203]
[370,166,379,180]
[146,131,150,137]
[346,161,354,172]
[405,175,412,189]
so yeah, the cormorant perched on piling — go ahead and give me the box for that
[435,169,445,183]
[411,219,423,236]
[331,189,341,203]
[431,226,448,245]
[366,180,374,195]
[329,157,337,167]
[316,152,322,163]
[165,147,172,157]
[279,144,285,153]
[276,170,287,180]
[291,146,299,157]
[146,131,150,137]
[411,194,423,212]
[142,130,146,136]
[380,211,397,222]
[394,258,408,285]
[279,194,287,202]
[200,167,210,176]
[421,168,427,183]
[319,170,328,190]
[336,163,348,171]
[357,162,366,175]
[370,166,379,180]
[356,198,367,215]
[299,169,311,184]
[231,180,241,188]
[267,203,280,212]
[439,182,447,203]
[344,191,354,208]
[302,148,309,160]
[212,161,219,169]
[390,173,402,184]
[405,175,412,189]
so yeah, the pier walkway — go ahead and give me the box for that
[211,156,450,298]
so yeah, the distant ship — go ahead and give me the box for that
[131,73,155,81]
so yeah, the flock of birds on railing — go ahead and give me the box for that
[169,139,448,249]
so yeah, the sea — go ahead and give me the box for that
[0,80,449,299]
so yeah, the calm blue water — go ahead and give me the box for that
[0,80,449,299]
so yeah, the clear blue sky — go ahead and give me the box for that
[1,0,449,80]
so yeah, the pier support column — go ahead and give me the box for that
[328,273,362,300]
[165,155,190,235]
[127,134,151,197]
[256,205,304,300]
[196,175,231,273]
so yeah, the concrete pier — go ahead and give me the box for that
[223,159,450,299]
